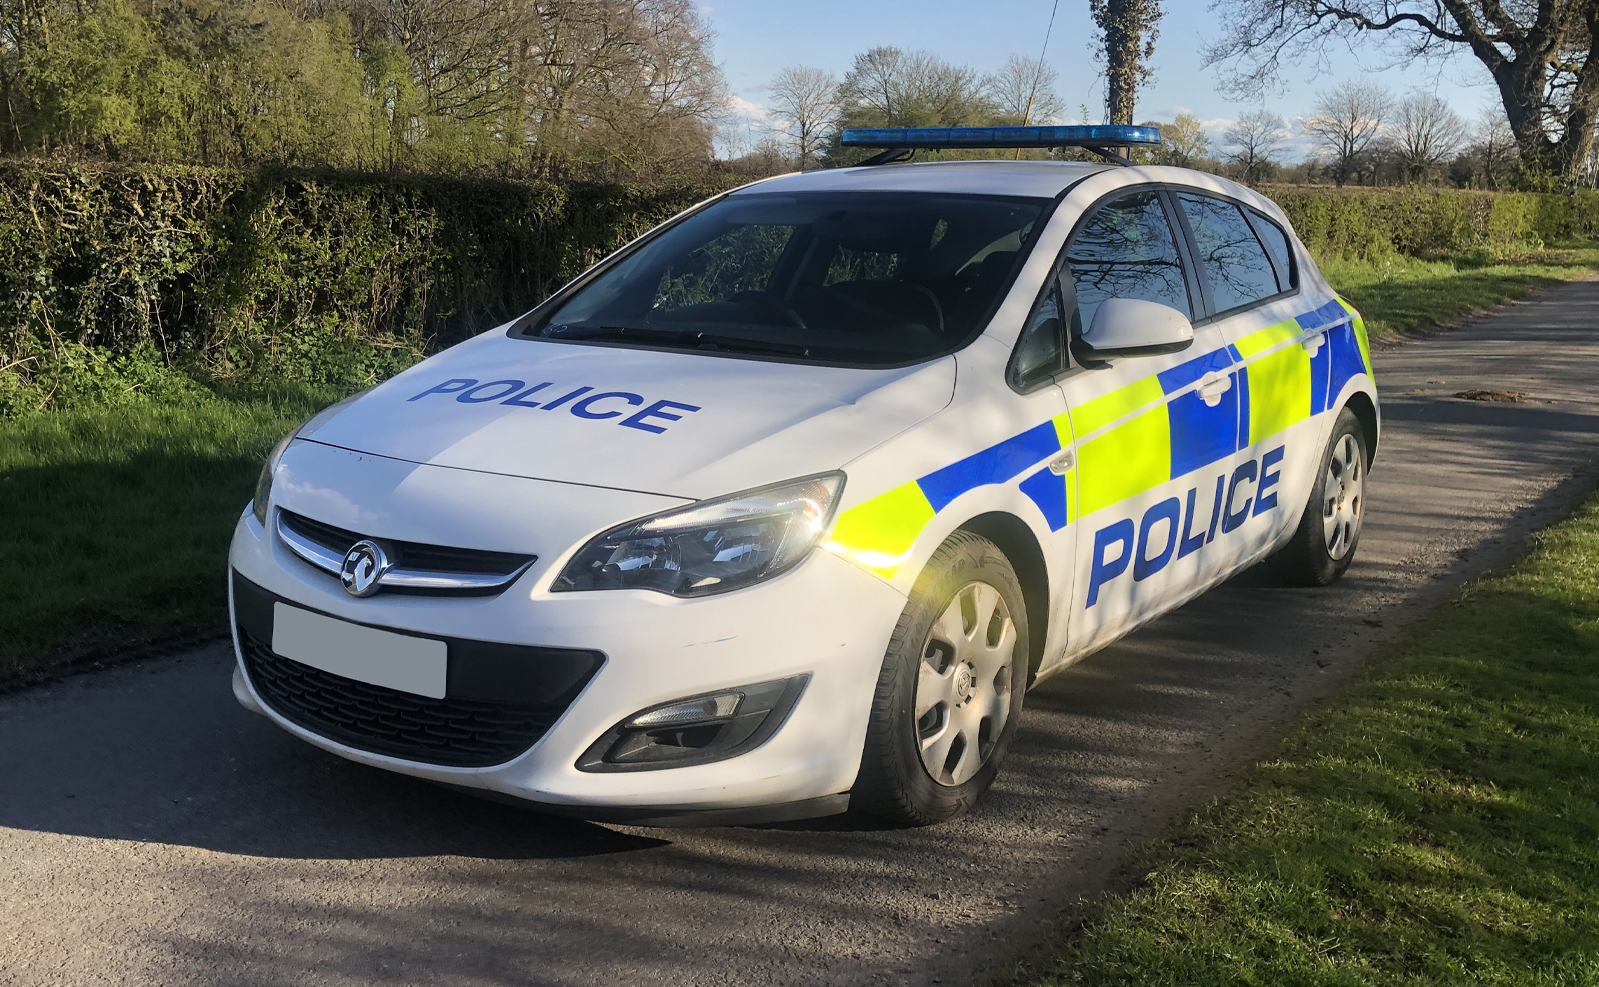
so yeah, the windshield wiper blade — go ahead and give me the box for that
[689,332,814,357]
[542,324,688,342]
[544,324,813,357]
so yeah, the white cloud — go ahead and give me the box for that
[714,95,781,160]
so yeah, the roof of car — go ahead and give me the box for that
[733,160,1113,199]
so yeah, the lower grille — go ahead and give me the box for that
[240,629,556,768]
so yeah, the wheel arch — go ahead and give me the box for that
[1343,390,1380,464]
[957,512,1049,679]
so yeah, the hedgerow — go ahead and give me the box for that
[0,163,727,418]
[5,166,1599,421]
[1266,185,1599,259]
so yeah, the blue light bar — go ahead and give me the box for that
[840,125,1161,149]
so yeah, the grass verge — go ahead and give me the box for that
[1020,492,1599,986]
[0,384,342,684]
[1324,240,1599,343]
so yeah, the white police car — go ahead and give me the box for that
[230,126,1377,826]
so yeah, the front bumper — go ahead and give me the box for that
[228,481,907,822]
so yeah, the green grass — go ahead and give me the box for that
[1021,494,1599,986]
[0,384,343,682]
[1324,240,1599,342]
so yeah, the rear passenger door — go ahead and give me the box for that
[1058,189,1246,654]
[1171,192,1317,564]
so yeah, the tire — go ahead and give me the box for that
[1268,407,1369,587]
[853,531,1030,826]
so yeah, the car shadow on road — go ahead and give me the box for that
[0,647,668,860]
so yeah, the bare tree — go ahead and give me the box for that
[1476,105,1519,189]
[1302,80,1390,186]
[1136,112,1210,166]
[767,66,838,170]
[1204,0,1599,181]
[987,55,1063,125]
[1389,91,1467,181]
[1223,108,1287,183]
[1090,0,1164,125]
[522,0,727,174]
[838,47,993,127]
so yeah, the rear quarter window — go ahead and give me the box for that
[1249,212,1299,292]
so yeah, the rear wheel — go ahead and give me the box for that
[1268,407,1368,586]
[854,532,1029,826]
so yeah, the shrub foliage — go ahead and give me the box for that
[1267,185,1599,259]
[5,167,1599,420]
[0,163,724,417]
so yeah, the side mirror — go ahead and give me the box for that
[1075,298,1195,363]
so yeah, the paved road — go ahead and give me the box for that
[5,283,1599,987]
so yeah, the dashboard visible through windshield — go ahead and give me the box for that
[523,191,1051,366]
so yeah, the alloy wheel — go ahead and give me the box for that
[913,581,1016,786]
[1322,433,1365,560]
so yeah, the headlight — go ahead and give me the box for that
[250,389,370,526]
[554,472,845,597]
[250,430,295,526]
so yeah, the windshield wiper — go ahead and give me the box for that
[543,324,814,358]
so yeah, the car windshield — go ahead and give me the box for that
[529,191,1050,365]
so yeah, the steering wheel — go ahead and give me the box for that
[730,292,808,329]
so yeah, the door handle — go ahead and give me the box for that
[1048,450,1075,474]
[1303,332,1325,358]
[1197,373,1232,407]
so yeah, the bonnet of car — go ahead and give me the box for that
[297,331,958,501]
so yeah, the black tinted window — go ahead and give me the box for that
[1012,284,1065,387]
[1177,193,1281,313]
[1250,212,1298,290]
[536,192,1047,366]
[1066,191,1191,333]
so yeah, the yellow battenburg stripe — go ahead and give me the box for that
[1075,404,1170,518]
[1071,376,1166,437]
[824,481,936,580]
[1237,318,1311,445]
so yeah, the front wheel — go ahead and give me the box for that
[853,532,1029,826]
[1268,407,1369,586]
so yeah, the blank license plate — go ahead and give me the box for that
[271,603,448,699]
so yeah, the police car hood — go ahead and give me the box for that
[302,330,957,501]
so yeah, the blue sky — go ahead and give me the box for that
[705,1,1497,159]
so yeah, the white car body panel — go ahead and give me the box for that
[228,159,1379,821]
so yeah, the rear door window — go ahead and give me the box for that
[1175,193,1282,314]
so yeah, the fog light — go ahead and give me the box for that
[577,675,809,772]
[628,692,742,728]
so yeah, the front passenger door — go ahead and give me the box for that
[1059,189,1243,654]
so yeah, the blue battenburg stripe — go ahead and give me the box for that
[1325,322,1367,405]
[1235,365,1251,450]
[1156,345,1234,394]
[917,420,1061,512]
[1159,346,1240,479]
[1168,382,1241,479]
[1297,298,1348,331]
[1309,332,1332,416]
[1019,467,1070,531]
